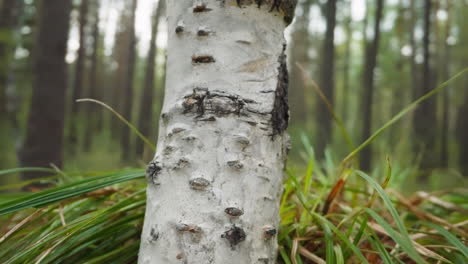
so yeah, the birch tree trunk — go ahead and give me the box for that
[139,1,296,263]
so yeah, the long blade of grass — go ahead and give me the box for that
[333,245,344,264]
[280,247,293,264]
[296,63,355,152]
[367,232,394,264]
[365,208,426,264]
[323,221,336,263]
[356,170,426,263]
[341,68,467,166]
[77,98,156,151]
[366,157,392,208]
[356,171,410,238]
[0,167,57,176]
[0,170,145,215]
[322,68,467,215]
[313,212,370,264]
[422,222,468,258]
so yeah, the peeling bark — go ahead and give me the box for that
[139,1,296,263]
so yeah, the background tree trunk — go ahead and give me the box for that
[360,0,384,171]
[456,90,468,176]
[136,0,165,159]
[0,0,23,173]
[0,0,22,115]
[69,0,90,154]
[19,0,72,189]
[341,3,352,125]
[139,1,296,263]
[288,0,311,125]
[414,0,437,179]
[409,0,419,114]
[439,1,451,168]
[83,0,101,152]
[121,0,138,161]
[316,0,337,160]
[110,2,137,141]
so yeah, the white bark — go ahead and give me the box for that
[139,1,295,263]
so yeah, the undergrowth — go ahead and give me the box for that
[0,69,467,263]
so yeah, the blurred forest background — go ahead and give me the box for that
[0,0,467,192]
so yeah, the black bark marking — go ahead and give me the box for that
[149,227,160,242]
[269,0,280,11]
[146,161,162,184]
[164,145,175,155]
[176,223,202,233]
[193,4,212,12]
[169,127,186,136]
[175,25,184,34]
[234,135,250,146]
[271,44,289,137]
[183,88,208,116]
[189,177,210,190]
[197,28,211,36]
[198,116,217,121]
[263,225,277,239]
[173,158,190,169]
[222,225,246,247]
[280,0,297,25]
[227,160,244,169]
[224,207,244,217]
[192,55,216,64]
[161,112,169,123]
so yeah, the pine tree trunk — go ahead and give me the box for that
[316,0,337,160]
[440,1,451,168]
[414,0,437,179]
[288,0,310,125]
[121,0,138,161]
[360,0,384,171]
[69,0,90,154]
[19,0,72,189]
[409,0,419,107]
[457,87,468,177]
[139,1,296,263]
[136,0,165,158]
[0,0,23,172]
[341,7,352,125]
[83,0,101,152]
[0,0,21,115]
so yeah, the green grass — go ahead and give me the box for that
[0,159,466,263]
